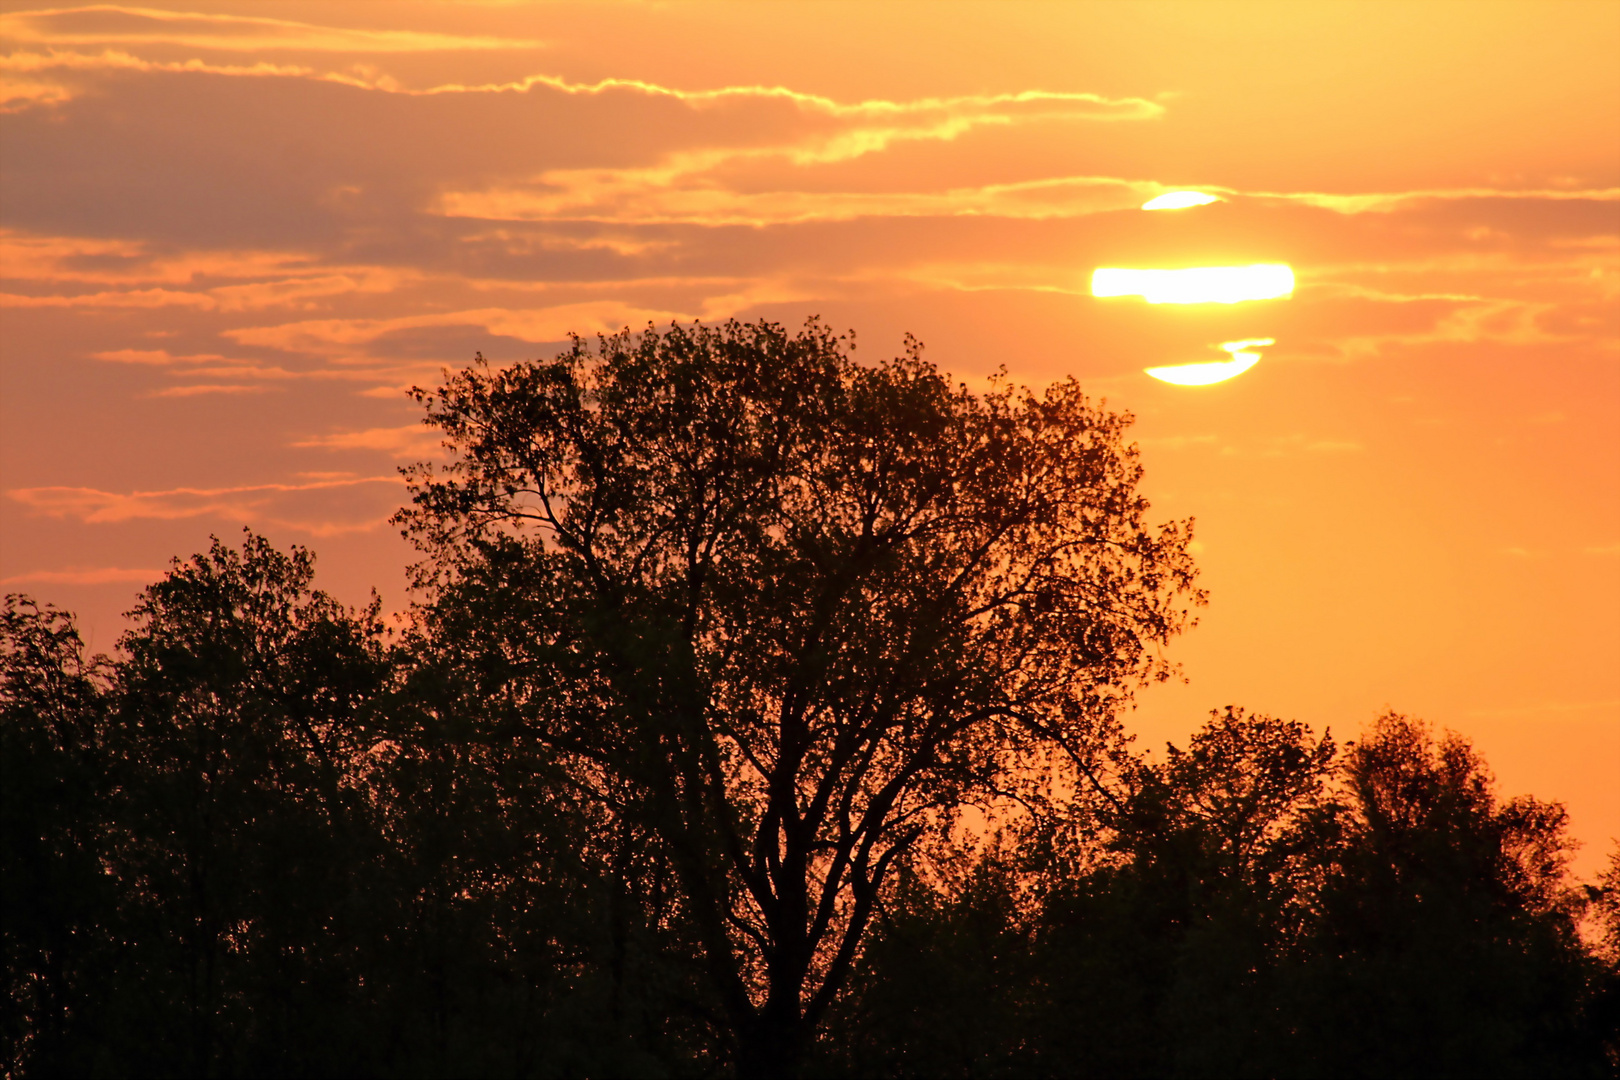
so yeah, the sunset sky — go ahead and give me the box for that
[2,1,1616,872]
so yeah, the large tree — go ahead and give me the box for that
[397,318,1203,1075]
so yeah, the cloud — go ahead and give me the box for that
[221,288,812,357]
[0,72,72,108]
[1256,186,1620,215]
[144,383,269,397]
[441,173,1158,227]
[0,6,543,53]
[0,287,215,308]
[0,40,1160,187]
[92,347,188,364]
[1,48,1164,242]
[0,47,347,112]
[294,424,442,459]
[87,348,421,393]
[0,233,325,286]
[7,475,401,524]
[209,269,412,311]
[0,565,163,586]
[408,74,1160,121]
[0,235,416,313]
[439,171,1620,229]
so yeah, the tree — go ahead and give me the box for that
[822,709,1613,1079]
[397,318,1203,1075]
[1286,712,1606,1078]
[104,532,394,1076]
[1,596,114,1075]
[991,708,1338,1079]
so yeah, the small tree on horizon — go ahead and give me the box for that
[396,318,1204,1076]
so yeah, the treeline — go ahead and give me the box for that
[4,320,1619,1077]
[4,560,1615,1077]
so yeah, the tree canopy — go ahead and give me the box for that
[396,318,1202,1074]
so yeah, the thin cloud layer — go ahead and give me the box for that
[0,564,166,586]
[1,6,543,53]
[7,476,404,541]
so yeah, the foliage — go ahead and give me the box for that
[1284,713,1607,1078]
[2,595,114,1075]
[395,319,1202,1075]
[833,710,1614,1079]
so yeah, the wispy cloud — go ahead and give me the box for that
[145,383,269,398]
[0,233,328,286]
[294,424,442,459]
[0,6,543,53]
[1257,186,1620,215]
[441,173,1158,226]
[0,287,215,308]
[0,38,1161,155]
[440,171,1620,228]
[1,565,163,586]
[7,475,401,524]
[88,349,422,393]
[221,287,811,356]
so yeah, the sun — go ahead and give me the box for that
[1141,191,1221,211]
[1145,339,1274,386]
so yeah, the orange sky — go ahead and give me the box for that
[2,1,1617,874]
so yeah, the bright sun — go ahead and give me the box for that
[1141,191,1221,210]
[1145,338,1274,385]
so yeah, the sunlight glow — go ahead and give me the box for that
[1091,264,1295,304]
[1145,338,1274,386]
[1141,191,1220,210]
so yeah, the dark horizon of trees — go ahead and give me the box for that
[5,319,1619,1078]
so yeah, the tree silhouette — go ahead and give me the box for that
[396,318,1203,1075]
[2,595,114,1075]
[105,533,394,1076]
[1285,712,1607,1077]
[831,708,1614,1079]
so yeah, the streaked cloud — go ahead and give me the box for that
[441,173,1158,226]
[293,424,443,459]
[7,475,401,525]
[1,564,164,586]
[0,6,543,53]
[1258,186,1620,215]
[0,287,216,308]
[145,383,269,398]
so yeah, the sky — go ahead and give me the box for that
[2,1,1617,874]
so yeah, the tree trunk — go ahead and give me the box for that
[737,1007,805,1080]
